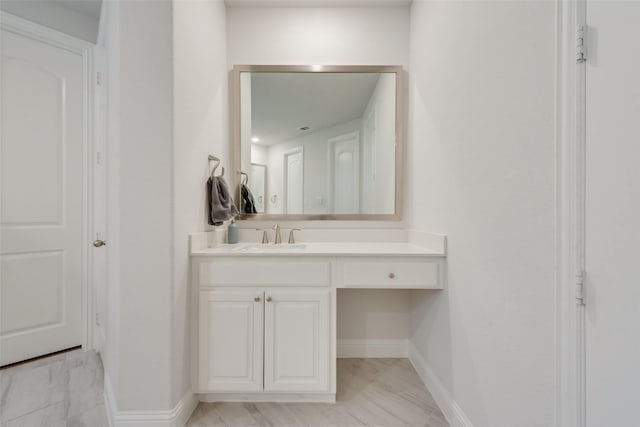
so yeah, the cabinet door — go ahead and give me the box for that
[264,290,330,392]
[198,290,263,392]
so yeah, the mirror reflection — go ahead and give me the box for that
[236,66,401,219]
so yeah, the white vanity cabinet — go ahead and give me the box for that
[198,288,330,393]
[194,257,333,399]
[191,236,447,403]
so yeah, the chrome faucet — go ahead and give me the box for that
[273,224,282,244]
[288,228,301,244]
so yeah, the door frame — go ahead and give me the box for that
[250,163,267,213]
[555,0,587,426]
[1,12,97,353]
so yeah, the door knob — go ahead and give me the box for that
[93,239,107,248]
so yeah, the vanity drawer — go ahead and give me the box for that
[198,258,331,286]
[340,257,441,289]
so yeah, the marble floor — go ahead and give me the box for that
[0,348,108,427]
[1,354,448,427]
[187,358,449,427]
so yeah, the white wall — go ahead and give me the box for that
[583,3,640,425]
[173,0,228,408]
[407,2,556,426]
[337,289,410,341]
[251,144,267,165]
[226,6,409,66]
[105,0,228,415]
[104,0,174,412]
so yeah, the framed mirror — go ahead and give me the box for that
[232,65,404,220]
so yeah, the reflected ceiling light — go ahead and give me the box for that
[251,137,259,142]
[311,64,323,72]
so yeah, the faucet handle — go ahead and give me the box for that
[256,228,269,244]
[288,228,301,244]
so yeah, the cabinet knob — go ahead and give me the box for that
[93,239,106,248]
[266,296,272,302]
[388,273,396,279]
[254,296,261,302]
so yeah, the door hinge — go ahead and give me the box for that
[95,313,101,326]
[576,270,586,305]
[96,71,103,86]
[576,26,587,63]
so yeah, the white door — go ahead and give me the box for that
[584,3,640,426]
[285,149,303,214]
[0,27,86,366]
[263,290,329,392]
[329,132,360,214]
[198,290,263,392]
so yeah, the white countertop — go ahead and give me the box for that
[190,241,445,257]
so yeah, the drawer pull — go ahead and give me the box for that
[266,296,272,302]
[254,296,261,302]
[388,273,396,279]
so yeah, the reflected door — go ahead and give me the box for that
[1,28,85,365]
[284,150,303,214]
[329,132,360,214]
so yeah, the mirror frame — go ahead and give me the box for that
[232,64,404,221]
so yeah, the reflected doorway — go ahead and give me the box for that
[284,148,303,214]
[328,132,360,214]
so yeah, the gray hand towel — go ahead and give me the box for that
[207,176,239,226]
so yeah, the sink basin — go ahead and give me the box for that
[236,244,307,252]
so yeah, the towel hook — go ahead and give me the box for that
[239,171,248,186]
[208,155,224,178]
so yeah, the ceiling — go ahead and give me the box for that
[54,0,102,19]
[250,72,380,146]
[0,0,101,42]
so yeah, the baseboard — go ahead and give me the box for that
[173,392,198,427]
[408,343,474,427]
[104,373,116,427]
[104,375,197,427]
[337,338,409,358]
[198,392,335,403]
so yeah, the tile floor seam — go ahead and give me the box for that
[2,400,61,423]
